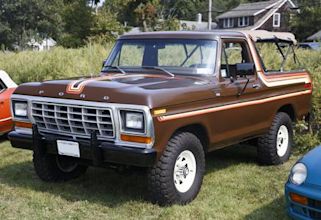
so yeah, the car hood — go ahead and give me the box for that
[299,146,321,186]
[13,73,216,108]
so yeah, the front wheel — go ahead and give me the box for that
[257,112,293,165]
[148,132,205,205]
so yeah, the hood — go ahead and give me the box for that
[300,146,321,187]
[13,73,216,108]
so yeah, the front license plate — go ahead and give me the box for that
[57,140,80,158]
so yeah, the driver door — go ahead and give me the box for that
[212,38,264,144]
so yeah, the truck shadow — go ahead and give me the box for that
[244,196,290,220]
[0,144,258,207]
[206,144,258,173]
[0,135,8,144]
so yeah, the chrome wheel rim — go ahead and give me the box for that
[276,125,289,157]
[173,150,197,193]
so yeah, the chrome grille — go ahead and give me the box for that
[31,101,115,140]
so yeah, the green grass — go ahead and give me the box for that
[0,138,297,219]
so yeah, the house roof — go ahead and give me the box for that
[307,30,321,41]
[216,0,296,19]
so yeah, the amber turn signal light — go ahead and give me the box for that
[14,121,33,129]
[290,193,308,206]
[121,134,152,144]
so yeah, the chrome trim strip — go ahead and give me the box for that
[15,127,32,135]
[0,117,12,122]
[11,95,155,149]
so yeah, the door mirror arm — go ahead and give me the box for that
[237,76,250,97]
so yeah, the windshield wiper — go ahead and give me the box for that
[103,65,126,74]
[141,66,175,78]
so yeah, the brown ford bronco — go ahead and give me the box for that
[9,31,312,205]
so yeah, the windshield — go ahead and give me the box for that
[103,39,218,75]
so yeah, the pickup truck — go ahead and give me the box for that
[9,31,312,205]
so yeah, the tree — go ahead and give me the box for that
[88,9,125,43]
[135,1,160,31]
[59,0,94,47]
[290,0,321,41]
[0,0,63,50]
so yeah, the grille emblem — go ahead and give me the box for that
[59,92,64,96]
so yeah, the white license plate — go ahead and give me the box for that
[57,140,80,158]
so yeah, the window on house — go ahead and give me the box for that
[238,17,249,27]
[223,18,234,28]
[273,13,281,27]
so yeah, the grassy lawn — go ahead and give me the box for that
[0,137,297,220]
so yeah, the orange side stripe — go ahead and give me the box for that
[66,73,176,94]
[158,90,312,122]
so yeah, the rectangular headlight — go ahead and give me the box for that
[126,112,143,129]
[120,110,145,133]
[13,101,28,118]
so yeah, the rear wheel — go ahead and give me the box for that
[148,132,205,205]
[257,112,293,165]
[33,151,87,182]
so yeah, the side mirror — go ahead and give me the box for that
[102,59,107,68]
[236,63,255,76]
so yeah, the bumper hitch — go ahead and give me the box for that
[91,131,103,166]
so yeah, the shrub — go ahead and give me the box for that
[0,43,112,84]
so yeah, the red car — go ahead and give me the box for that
[0,70,17,135]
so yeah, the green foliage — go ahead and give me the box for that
[161,0,207,21]
[294,126,321,154]
[0,0,63,50]
[88,9,125,44]
[290,0,321,40]
[59,1,94,48]
[102,0,180,32]
[134,1,160,32]
[0,44,111,84]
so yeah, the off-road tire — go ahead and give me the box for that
[257,112,293,165]
[33,151,88,182]
[148,132,205,206]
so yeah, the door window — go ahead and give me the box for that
[221,40,253,78]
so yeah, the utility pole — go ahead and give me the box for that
[208,0,212,30]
